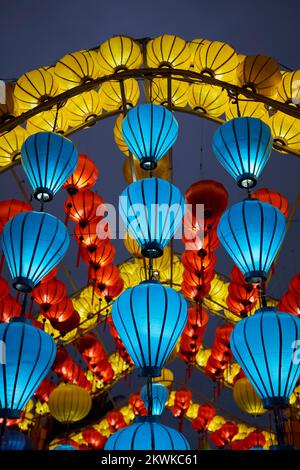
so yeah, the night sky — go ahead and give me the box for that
[1,0,300,449]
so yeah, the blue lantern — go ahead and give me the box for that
[2,211,70,292]
[21,132,78,201]
[0,427,32,450]
[105,416,190,450]
[0,318,56,418]
[217,199,285,282]
[141,383,169,416]
[119,177,185,258]
[230,307,300,408]
[212,117,273,188]
[122,103,178,170]
[52,443,76,451]
[112,280,187,376]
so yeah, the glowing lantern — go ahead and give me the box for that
[146,35,191,70]
[277,70,300,105]
[32,279,67,311]
[189,39,210,66]
[0,295,22,322]
[237,55,281,98]
[113,115,129,156]
[123,154,169,184]
[123,231,142,258]
[64,190,104,227]
[63,153,99,195]
[233,378,266,416]
[194,41,238,83]
[225,100,268,121]
[251,188,289,217]
[0,126,28,166]
[26,109,69,134]
[188,84,228,117]
[151,78,190,107]
[54,50,100,91]
[99,79,140,111]
[98,36,142,74]
[141,383,169,416]
[268,112,300,153]
[48,383,92,423]
[65,90,102,127]
[46,298,74,323]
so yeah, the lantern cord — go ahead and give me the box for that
[21,292,28,317]
[39,200,44,212]
[146,376,153,416]
[258,281,267,308]
[148,256,154,280]
[273,407,285,446]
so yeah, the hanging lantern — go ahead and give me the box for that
[268,111,300,153]
[212,117,273,188]
[188,84,228,117]
[39,267,58,284]
[225,100,268,121]
[289,273,300,299]
[230,307,300,407]
[251,188,289,217]
[105,417,190,450]
[112,280,187,376]
[65,190,104,227]
[278,291,300,317]
[0,295,22,322]
[228,282,258,305]
[277,70,300,105]
[0,126,28,166]
[32,279,67,312]
[233,378,266,416]
[82,428,107,449]
[21,132,78,202]
[181,250,216,276]
[0,318,56,417]
[98,36,142,74]
[81,240,115,269]
[151,78,190,108]
[189,38,210,66]
[185,179,228,220]
[92,263,120,289]
[63,153,98,195]
[119,178,185,258]
[65,90,102,127]
[75,220,104,252]
[0,199,31,227]
[99,79,140,111]
[121,103,178,170]
[46,298,74,324]
[237,55,281,98]
[153,369,173,389]
[54,50,100,91]
[123,154,169,184]
[146,35,191,70]
[2,211,70,292]
[194,41,238,83]
[123,231,142,258]
[140,383,169,416]
[26,109,69,135]
[14,68,60,113]
[217,199,286,282]
[48,383,92,423]
[99,277,124,302]
[0,428,32,450]
[113,115,129,156]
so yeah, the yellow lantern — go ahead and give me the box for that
[26,108,69,134]
[98,36,142,75]
[14,68,60,113]
[79,286,102,312]
[233,378,266,416]
[153,368,174,389]
[188,83,228,117]
[195,348,211,367]
[48,383,92,423]
[268,111,300,153]
[65,90,102,127]
[123,154,169,184]
[113,114,129,156]
[151,78,189,107]
[194,41,238,83]
[189,39,210,67]
[54,50,101,91]
[293,385,300,409]
[186,403,199,419]
[60,328,78,342]
[277,70,300,105]
[237,55,282,98]
[99,78,140,111]
[119,262,138,289]
[208,275,228,303]
[207,415,225,432]
[146,35,191,70]
[223,363,241,384]
[123,231,142,258]
[72,297,99,328]
[120,405,135,425]
[109,352,130,375]
[225,99,269,121]
[0,126,28,166]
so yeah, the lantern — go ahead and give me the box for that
[233,378,266,416]
[289,273,300,299]
[64,190,104,227]
[113,115,129,156]
[2,211,70,292]
[181,250,216,276]
[65,90,102,127]
[185,179,228,220]
[0,295,22,322]
[252,188,289,217]
[122,104,178,170]
[230,307,300,407]
[268,112,300,153]
[63,153,99,195]
[112,280,187,376]
[92,263,120,290]
[0,428,32,450]
[45,297,74,324]
[119,177,185,258]
[105,417,190,450]
[26,109,69,135]
[32,279,67,311]
[189,38,210,66]
[153,369,173,389]
[75,220,105,251]
[188,84,228,117]
[14,68,60,113]
[0,126,28,166]
[146,35,191,70]
[0,318,56,417]
[54,50,100,91]
[151,78,190,108]
[278,291,300,317]
[0,199,31,226]
[98,36,142,74]
[48,383,92,423]
[99,79,140,111]
[225,100,268,121]
[141,383,169,416]
[82,428,107,449]
[217,199,286,282]
[81,240,115,268]
[123,154,169,184]
[123,231,142,258]
[21,132,78,201]
[277,70,300,105]
[0,277,9,302]
[237,55,281,98]
[212,117,273,188]
[194,41,238,83]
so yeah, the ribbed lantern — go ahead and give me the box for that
[122,104,178,170]
[63,153,98,195]
[99,79,140,111]
[233,377,265,416]
[268,112,300,154]
[26,109,69,135]
[217,199,285,283]
[277,70,300,105]
[112,281,187,376]
[119,178,185,258]
[0,318,56,418]
[21,132,78,201]
[230,307,300,408]
[48,383,92,423]
[237,55,282,98]
[98,36,142,74]
[151,78,190,108]
[194,41,238,83]
[65,90,102,127]
[105,417,190,450]
[0,428,33,450]
[54,50,100,91]
[0,126,28,166]
[2,211,70,292]
[212,117,273,188]
[146,35,191,70]
[188,84,228,117]
[141,383,169,415]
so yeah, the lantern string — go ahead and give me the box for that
[146,375,153,416]
[21,292,28,317]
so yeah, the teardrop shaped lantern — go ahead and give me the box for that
[212,117,273,188]
[141,383,169,416]
[105,417,190,450]
[122,104,178,170]
[230,307,300,408]
[2,211,70,292]
[217,199,285,282]
[119,178,185,258]
[21,132,78,201]
[0,318,56,418]
[112,281,187,376]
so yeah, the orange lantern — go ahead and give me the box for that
[63,154,99,195]
[64,190,104,227]
[251,188,289,217]
[237,55,282,98]
[32,279,67,311]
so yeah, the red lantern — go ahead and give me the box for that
[231,265,247,286]
[64,190,104,227]
[45,297,74,323]
[39,267,58,284]
[32,279,67,311]
[74,220,104,251]
[35,378,56,403]
[244,431,266,449]
[226,295,253,317]
[81,241,115,269]
[129,393,147,416]
[278,291,300,317]
[55,310,80,335]
[82,428,107,449]
[252,188,289,217]
[0,295,22,322]
[63,154,99,195]
[192,403,215,432]
[182,250,216,276]
[91,264,120,289]
[97,277,124,302]
[187,304,209,328]
[209,430,226,449]
[185,180,228,219]
[0,199,32,227]
[228,282,258,305]
[289,273,300,299]
[219,421,239,442]
[0,277,9,302]
[173,388,192,417]
[106,411,127,432]
[215,323,234,347]
[181,280,211,302]
[183,268,215,287]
